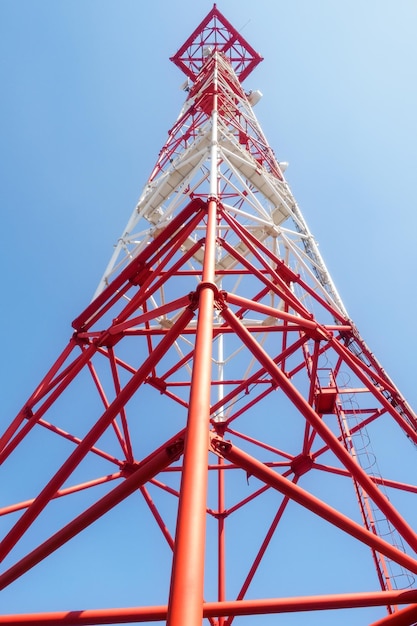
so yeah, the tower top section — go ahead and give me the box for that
[170,4,263,83]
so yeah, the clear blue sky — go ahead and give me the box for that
[1,1,417,624]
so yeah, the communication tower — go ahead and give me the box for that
[2,5,417,625]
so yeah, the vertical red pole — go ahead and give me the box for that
[167,198,217,626]
[167,50,220,626]
[218,456,226,626]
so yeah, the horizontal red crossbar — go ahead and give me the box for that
[2,591,417,624]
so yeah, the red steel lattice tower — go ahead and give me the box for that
[2,5,417,625]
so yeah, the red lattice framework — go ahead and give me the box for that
[2,5,417,626]
[170,3,262,82]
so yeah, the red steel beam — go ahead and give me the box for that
[166,197,217,626]
[71,198,205,332]
[106,347,134,462]
[0,433,184,590]
[370,603,417,626]
[106,324,331,337]
[220,207,348,324]
[223,292,319,331]
[213,436,417,575]
[111,210,205,327]
[220,213,312,316]
[224,484,271,516]
[110,295,193,335]
[311,462,417,496]
[0,342,98,465]
[220,304,417,554]
[4,591,417,624]
[302,340,321,454]
[29,340,78,404]
[227,491,294,626]
[217,456,226,626]
[0,307,195,563]
[220,237,308,319]
[226,427,294,460]
[224,383,279,426]
[139,485,175,550]
[0,473,122,517]
[331,337,417,445]
[34,418,122,466]
[210,334,308,417]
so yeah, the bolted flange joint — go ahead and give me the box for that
[23,406,34,420]
[211,437,232,457]
[187,281,222,310]
[120,461,140,477]
[72,330,91,346]
[166,439,184,461]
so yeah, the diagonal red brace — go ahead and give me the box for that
[211,436,417,576]
[0,432,185,591]
[220,304,417,554]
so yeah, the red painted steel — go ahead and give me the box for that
[217,455,226,626]
[0,473,123,516]
[371,603,417,626]
[2,5,417,626]
[0,433,184,590]
[3,591,417,625]
[0,307,195,564]
[170,5,262,82]
[211,436,417,574]
[219,304,417,553]
[167,199,217,626]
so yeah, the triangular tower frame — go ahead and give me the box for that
[2,5,417,626]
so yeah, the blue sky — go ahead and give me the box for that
[1,1,417,624]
